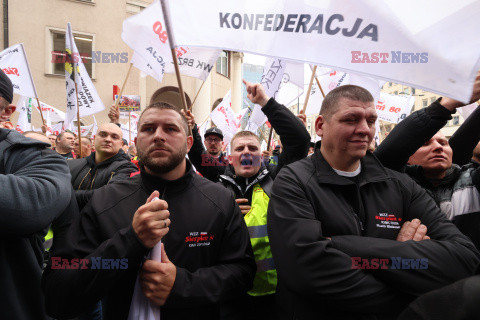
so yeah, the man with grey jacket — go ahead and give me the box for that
[0,69,73,320]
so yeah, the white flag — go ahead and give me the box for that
[64,23,105,130]
[247,58,286,131]
[276,62,304,107]
[92,116,98,137]
[165,0,480,103]
[122,0,172,83]
[165,47,221,81]
[457,103,479,121]
[34,101,65,123]
[15,96,32,133]
[210,90,237,144]
[375,92,415,124]
[234,108,248,129]
[306,69,349,115]
[131,52,163,83]
[305,69,384,116]
[0,44,37,98]
[72,124,94,137]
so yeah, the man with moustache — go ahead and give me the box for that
[68,123,137,209]
[43,102,256,320]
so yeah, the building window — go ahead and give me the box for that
[389,82,392,87]
[423,99,428,107]
[126,0,148,14]
[430,96,436,104]
[452,116,460,125]
[394,91,398,95]
[216,51,229,78]
[50,29,94,78]
[411,88,416,95]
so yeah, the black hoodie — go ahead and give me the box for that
[42,160,256,320]
[68,149,138,209]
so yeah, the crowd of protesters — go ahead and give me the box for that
[2,65,480,320]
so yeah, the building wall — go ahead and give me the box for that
[4,0,241,131]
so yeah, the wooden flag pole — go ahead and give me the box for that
[114,63,133,111]
[302,66,317,114]
[171,48,189,111]
[267,128,274,151]
[128,111,131,146]
[74,81,83,158]
[19,43,46,125]
[35,97,46,125]
[190,78,207,110]
[309,64,326,98]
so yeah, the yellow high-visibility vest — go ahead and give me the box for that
[244,184,277,296]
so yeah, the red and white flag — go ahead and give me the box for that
[0,44,38,98]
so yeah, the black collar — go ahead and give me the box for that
[140,159,195,197]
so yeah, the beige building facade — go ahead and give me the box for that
[1,0,242,130]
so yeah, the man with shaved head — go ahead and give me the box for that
[68,122,138,210]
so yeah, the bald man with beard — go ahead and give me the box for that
[68,123,138,209]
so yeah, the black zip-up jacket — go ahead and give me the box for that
[375,100,480,249]
[0,129,73,320]
[267,147,480,320]
[189,97,311,183]
[42,160,256,320]
[68,149,138,209]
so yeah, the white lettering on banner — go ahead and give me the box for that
[166,0,480,103]
[218,13,378,42]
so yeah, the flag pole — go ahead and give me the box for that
[160,0,189,112]
[302,65,317,114]
[128,110,131,146]
[267,128,274,151]
[114,63,133,111]
[309,64,326,98]
[74,82,83,158]
[190,77,207,110]
[171,48,189,111]
[20,44,45,125]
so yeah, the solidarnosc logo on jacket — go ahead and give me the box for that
[351,257,428,270]
[50,257,128,270]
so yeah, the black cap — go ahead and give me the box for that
[0,69,13,104]
[204,127,223,139]
[122,138,128,146]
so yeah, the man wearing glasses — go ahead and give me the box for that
[188,125,228,182]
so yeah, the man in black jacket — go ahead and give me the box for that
[0,69,74,320]
[374,73,480,249]
[187,126,227,181]
[42,102,256,320]
[68,122,138,209]
[267,85,480,320]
